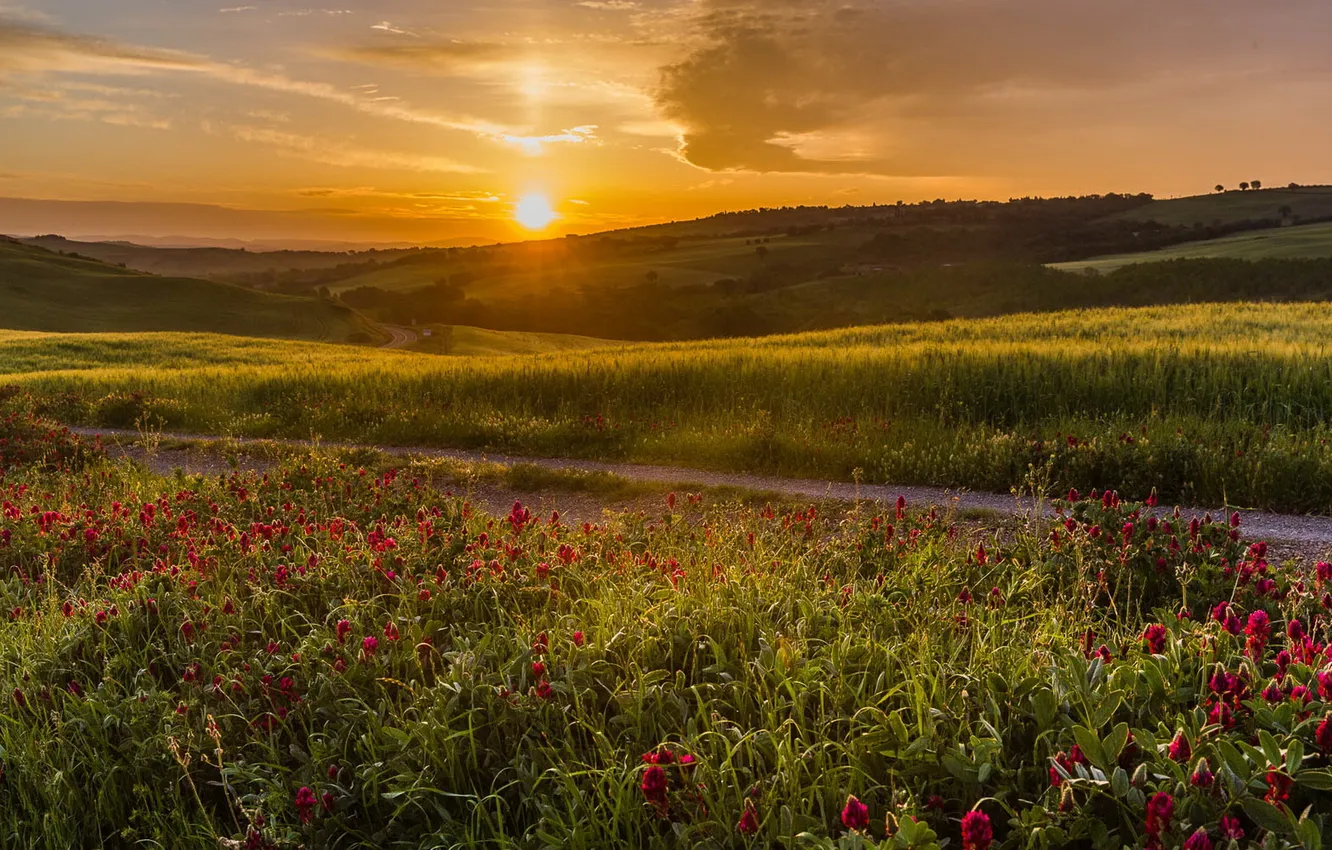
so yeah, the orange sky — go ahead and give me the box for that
[3,0,1331,246]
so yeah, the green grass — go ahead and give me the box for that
[15,301,1332,512]
[2,392,1329,847]
[405,324,623,356]
[0,238,384,344]
[1114,185,1332,227]
[1051,222,1332,273]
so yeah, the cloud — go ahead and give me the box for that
[228,125,485,174]
[218,6,256,12]
[0,16,507,139]
[338,40,506,73]
[654,0,1332,175]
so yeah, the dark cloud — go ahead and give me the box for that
[655,0,1332,174]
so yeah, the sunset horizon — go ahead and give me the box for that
[5,1,1332,246]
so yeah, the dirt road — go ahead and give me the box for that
[66,425,1332,550]
[380,325,418,349]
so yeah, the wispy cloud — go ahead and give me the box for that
[228,125,484,174]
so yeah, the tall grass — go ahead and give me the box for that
[9,302,1332,510]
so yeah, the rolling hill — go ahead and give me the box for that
[1051,221,1332,273]
[0,237,384,343]
[1113,184,1332,227]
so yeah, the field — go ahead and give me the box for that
[403,325,623,357]
[1052,222,1332,274]
[1,388,1329,848]
[0,239,383,344]
[13,302,1332,513]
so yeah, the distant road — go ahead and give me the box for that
[380,324,418,349]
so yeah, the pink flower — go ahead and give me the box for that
[840,795,869,831]
[961,811,993,850]
[362,636,378,657]
[1219,815,1244,840]
[1183,828,1213,850]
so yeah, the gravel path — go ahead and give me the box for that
[68,426,1332,550]
[379,324,418,349]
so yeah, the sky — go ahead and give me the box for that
[2,0,1332,246]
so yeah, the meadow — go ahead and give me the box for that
[1052,223,1332,274]
[12,302,1332,512]
[1,387,1330,848]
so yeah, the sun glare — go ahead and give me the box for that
[514,193,558,230]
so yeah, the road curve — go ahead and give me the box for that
[379,324,418,349]
[66,426,1332,548]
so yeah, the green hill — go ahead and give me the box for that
[405,324,623,356]
[0,237,385,343]
[1051,221,1332,273]
[1114,184,1332,227]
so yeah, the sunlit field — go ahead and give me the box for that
[11,302,1332,512]
[2,388,1329,848]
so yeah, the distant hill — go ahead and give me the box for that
[1052,221,1332,274]
[1113,185,1332,227]
[17,234,420,281]
[0,237,384,343]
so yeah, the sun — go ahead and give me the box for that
[514,193,558,230]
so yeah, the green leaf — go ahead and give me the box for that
[1032,688,1057,729]
[1110,766,1130,797]
[1296,769,1332,790]
[1103,723,1129,762]
[1287,739,1306,775]
[1092,693,1123,729]
[1241,797,1294,837]
[1297,816,1322,850]
[1072,725,1108,770]
[1259,730,1283,767]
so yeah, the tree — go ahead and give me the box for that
[645,270,659,285]
[1251,179,1262,190]
[1239,182,1250,191]
[756,245,769,262]
[1215,184,1225,193]
[1279,205,1293,220]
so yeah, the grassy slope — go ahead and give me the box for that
[0,238,384,343]
[405,324,623,356]
[1051,221,1332,273]
[1115,184,1332,226]
[15,302,1332,511]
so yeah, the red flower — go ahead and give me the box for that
[572,630,585,647]
[1219,815,1244,840]
[1189,759,1214,788]
[961,811,993,850]
[294,786,317,824]
[383,621,400,641]
[336,619,351,643]
[640,765,668,806]
[1265,769,1293,806]
[535,680,553,700]
[840,795,869,831]
[1316,713,1332,753]
[736,802,760,835]
[1143,624,1167,654]
[1145,792,1172,836]
[362,636,378,657]
[532,661,547,678]
[1167,732,1191,761]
